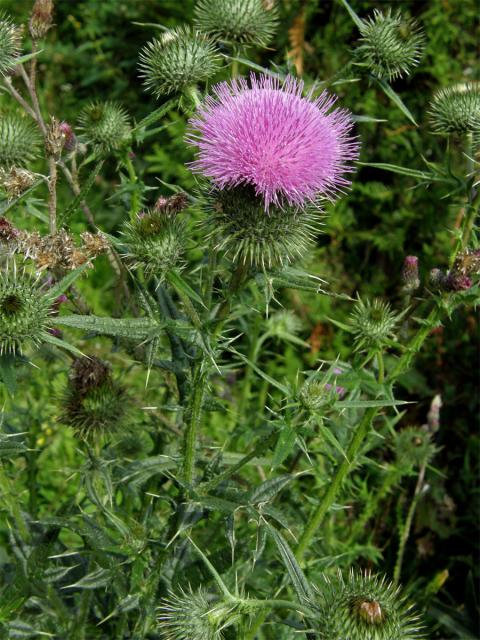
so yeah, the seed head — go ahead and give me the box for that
[29,0,54,40]
[314,570,424,639]
[0,113,41,167]
[356,9,424,81]
[0,166,35,199]
[188,74,358,210]
[429,83,480,136]
[78,102,131,153]
[45,116,65,156]
[139,26,221,99]
[194,0,278,49]
[204,185,322,269]
[0,13,22,76]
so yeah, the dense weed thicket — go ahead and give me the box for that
[0,0,478,638]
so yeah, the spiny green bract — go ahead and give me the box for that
[0,268,52,355]
[77,102,131,153]
[0,114,41,167]
[349,295,403,353]
[428,83,480,136]
[194,0,278,49]
[122,209,185,280]
[0,13,21,76]
[394,427,437,469]
[356,9,424,82]
[60,357,130,441]
[157,586,237,640]
[313,570,423,640]
[205,185,322,270]
[139,26,221,99]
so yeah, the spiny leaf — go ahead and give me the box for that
[53,315,160,341]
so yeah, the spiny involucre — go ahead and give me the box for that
[356,9,424,82]
[0,113,41,167]
[139,26,221,98]
[187,74,359,210]
[429,83,480,136]
[313,570,424,640]
[194,0,278,49]
[77,102,131,153]
[0,12,22,76]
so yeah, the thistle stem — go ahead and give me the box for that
[182,359,207,487]
[47,155,57,234]
[376,350,385,384]
[124,151,140,220]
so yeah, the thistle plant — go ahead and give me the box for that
[0,4,477,640]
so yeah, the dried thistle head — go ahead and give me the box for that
[45,116,65,156]
[194,0,278,49]
[204,185,322,270]
[356,9,424,82]
[0,13,22,76]
[0,216,20,244]
[139,26,221,98]
[0,113,41,167]
[29,0,54,40]
[313,570,424,639]
[0,166,36,199]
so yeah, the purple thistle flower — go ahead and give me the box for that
[187,74,359,210]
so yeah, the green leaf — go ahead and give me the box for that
[248,475,294,505]
[42,332,85,357]
[336,399,412,409]
[58,160,104,226]
[266,524,314,604]
[339,0,365,30]
[230,348,289,395]
[63,567,111,590]
[53,315,160,341]
[373,77,417,126]
[132,98,178,140]
[272,426,297,468]
[166,270,206,308]
[44,263,91,302]
[357,161,435,181]
[0,354,17,396]
[0,180,44,216]
[0,434,28,458]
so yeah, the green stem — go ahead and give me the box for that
[124,151,140,220]
[187,85,201,108]
[182,360,207,487]
[376,350,385,384]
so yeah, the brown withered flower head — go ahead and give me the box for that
[29,0,54,40]
[153,191,189,215]
[0,166,36,199]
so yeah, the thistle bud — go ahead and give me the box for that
[315,571,424,639]
[429,83,480,136]
[157,586,239,639]
[443,272,472,292]
[349,295,403,352]
[45,116,64,156]
[204,185,321,270]
[356,9,424,82]
[139,26,221,98]
[394,426,437,468]
[0,114,41,167]
[29,0,54,41]
[194,0,278,49]
[0,13,22,76]
[60,357,130,440]
[0,166,36,199]
[122,208,185,280]
[59,121,77,152]
[401,255,420,292]
[78,102,131,153]
[0,266,54,355]
[429,268,445,289]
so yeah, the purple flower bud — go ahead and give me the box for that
[59,121,77,151]
[48,328,62,338]
[401,255,420,292]
[56,294,68,304]
[429,268,446,289]
[444,273,472,292]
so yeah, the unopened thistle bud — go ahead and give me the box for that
[314,570,423,640]
[443,272,472,292]
[194,0,278,49]
[429,83,480,136]
[0,114,41,167]
[0,13,22,76]
[157,586,239,639]
[356,9,424,82]
[204,185,322,270]
[349,296,403,352]
[0,266,54,354]
[60,357,130,440]
[29,0,54,41]
[122,208,185,280]
[401,255,420,292]
[78,102,131,153]
[429,268,445,289]
[394,426,437,468]
[139,26,221,98]
[0,166,35,199]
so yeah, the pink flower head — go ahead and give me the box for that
[187,73,359,210]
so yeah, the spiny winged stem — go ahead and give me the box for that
[47,154,57,233]
[124,150,141,220]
